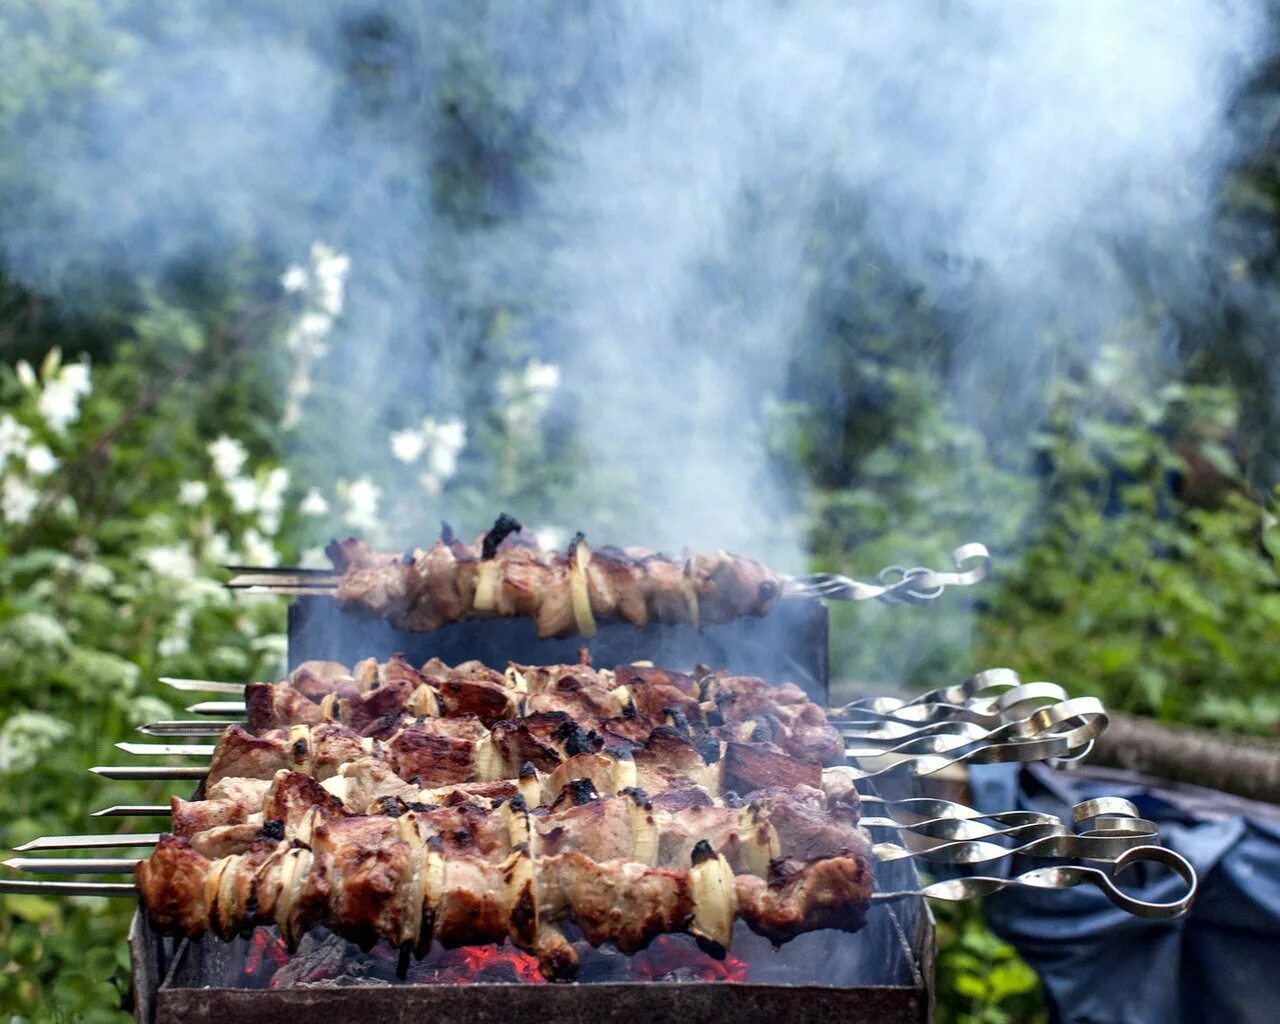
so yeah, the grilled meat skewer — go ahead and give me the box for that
[243,655,845,767]
[169,768,867,880]
[200,713,844,820]
[322,516,782,637]
[137,821,871,979]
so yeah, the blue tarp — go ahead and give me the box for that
[968,762,1280,1024]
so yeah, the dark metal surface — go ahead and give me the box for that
[151,981,927,1024]
[289,594,830,700]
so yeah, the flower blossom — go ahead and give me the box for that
[24,445,58,476]
[0,414,33,474]
[208,435,249,481]
[239,527,279,568]
[0,712,73,775]
[1,476,39,525]
[312,243,350,317]
[37,359,92,435]
[142,544,197,581]
[225,476,259,515]
[389,416,467,494]
[281,242,350,428]
[338,476,381,532]
[299,488,329,517]
[280,265,309,293]
[499,359,561,434]
[179,480,209,506]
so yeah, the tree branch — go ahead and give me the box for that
[1087,712,1280,805]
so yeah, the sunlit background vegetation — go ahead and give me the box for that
[3,4,1280,1022]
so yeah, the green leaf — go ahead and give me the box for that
[1,893,57,924]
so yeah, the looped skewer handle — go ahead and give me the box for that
[839,697,1108,781]
[873,845,1198,921]
[787,542,990,604]
[873,818,1159,865]
[831,672,1067,734]
[866,796,1153,856]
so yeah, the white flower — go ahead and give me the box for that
[142,544,197,581]
[0,413,33,473]
[259,467,290,513]
[390,427,426,464]
[240,527,279,568]
[499,360,561,434]
[0,712,73,775]
[179,480,209,506]
[225,476,259,515]
[297,312,333,344]
[524,360,560,395]
[2,612,69,651]
[76,562,114,589]
[1,476,39,524]
[280,265,309,293]
[338,476,381,532]
[15,361,36,389]
[256,466,290,534]
[208,435,248,481]
[36,359,92,435]
[425,425,465,479]
[312,246,350,318]
[157,632,190,658]
[60,361,90,395]
[391,416,467,488]
[23,444,58,476]
[299,488,329,517]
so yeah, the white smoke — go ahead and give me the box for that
[0,1,1269,565]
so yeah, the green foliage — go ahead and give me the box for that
[976,347,1280,730]
[934,903,1046,1024]
[0,319,292,1021]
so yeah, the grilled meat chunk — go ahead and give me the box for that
[328,518,784,637]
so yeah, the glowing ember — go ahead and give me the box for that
[257,928,752,987]
[245,930,289,974]
[631,936,749,983]
[447,945,547,984]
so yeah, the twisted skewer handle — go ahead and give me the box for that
[873,845,1197,920]
[788,542,990,604]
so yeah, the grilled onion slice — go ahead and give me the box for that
[569,538,598,638]
[689,844,737,953]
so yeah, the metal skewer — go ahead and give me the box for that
[3,857,141,874]
[90,765,208,780]
[92,805,171,818]
[872,845,1197,920]
[786,542,990,604]
[14,833,163,852]
[116,742,216,757]
[0,843,1199,918]
[184,701,247,716]
[138,721,239,737]
[223,543,992,606]
[158,677,246,694]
